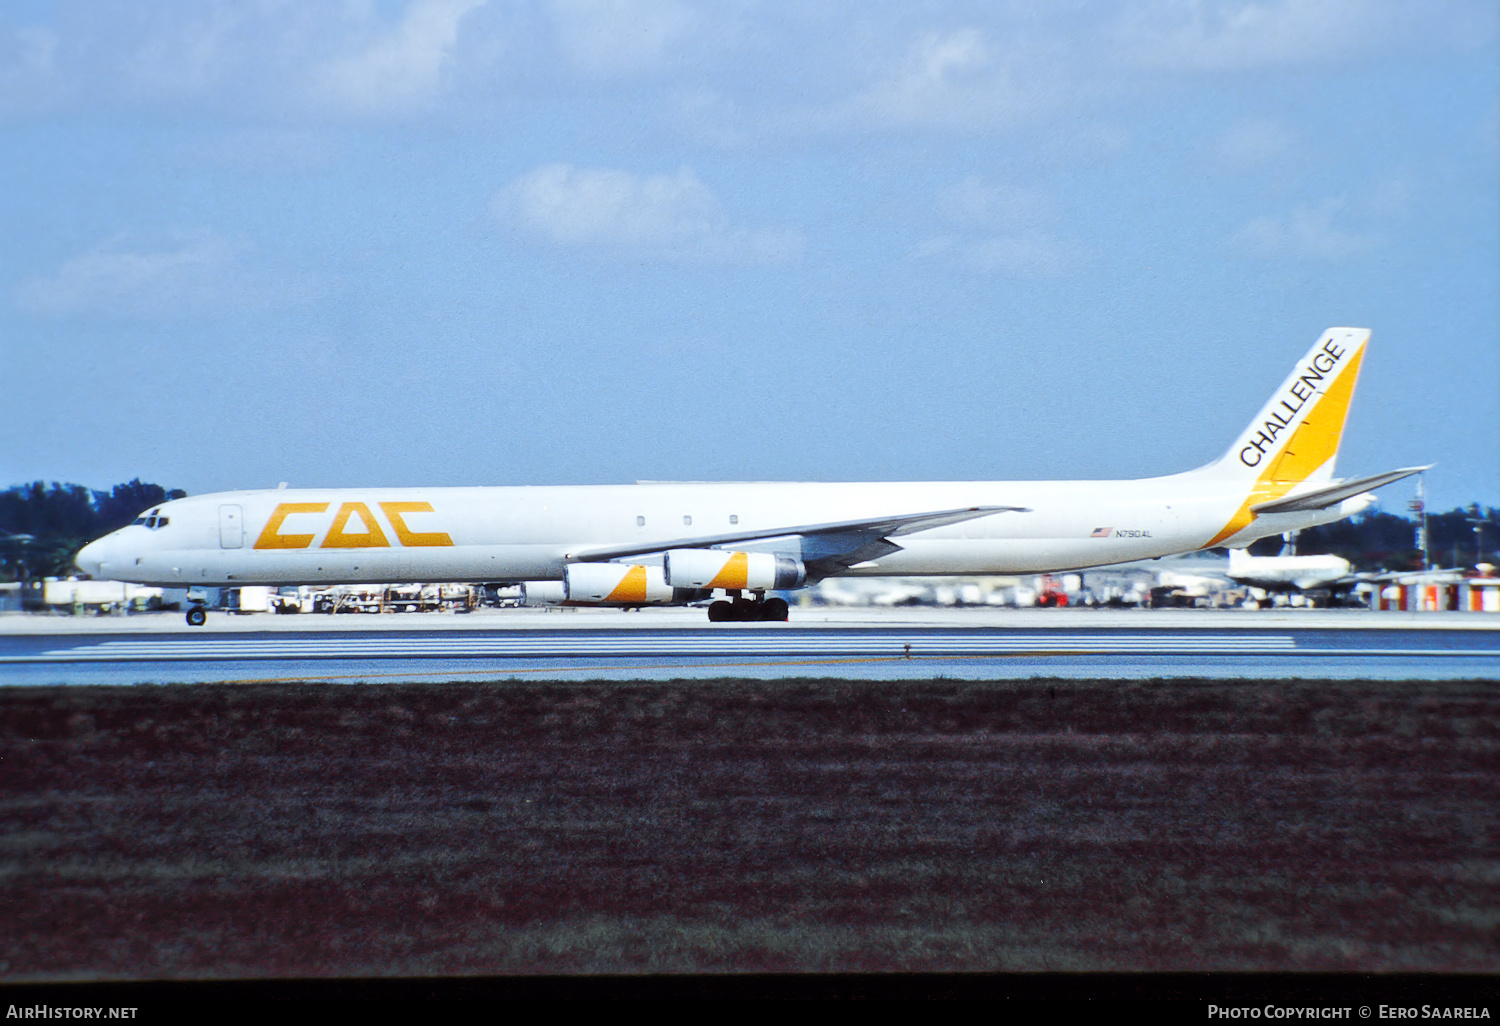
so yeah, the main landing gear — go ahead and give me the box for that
[185,604,208,627]
[707,594,790,622]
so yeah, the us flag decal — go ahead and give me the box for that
[1090,527,1112,538]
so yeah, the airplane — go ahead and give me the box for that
[1149,543,1365,608]
[1150,523,1474,609]
[1226,544,1354,592]
[75,326,1428,626]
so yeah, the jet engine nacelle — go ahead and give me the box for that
[564,563,676,605]
[664,549,805,591]
[520,581,566,606]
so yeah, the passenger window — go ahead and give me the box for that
[636,516,645,527]
[683,515,692,526]
[729,515,739,525]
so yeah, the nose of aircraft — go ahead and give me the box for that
[75,535,113,578]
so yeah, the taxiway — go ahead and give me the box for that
[1,607,1495,684]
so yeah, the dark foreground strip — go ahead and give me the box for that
[2,971,1497,1004]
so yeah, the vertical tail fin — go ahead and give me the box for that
[1202,327,1368,547]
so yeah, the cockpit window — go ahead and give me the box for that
[132,517,147,526]
[134,510,168,529]
[155,517,168,527]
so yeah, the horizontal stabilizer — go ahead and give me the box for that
[1249,466,1430,515]
[568,505,1028,563]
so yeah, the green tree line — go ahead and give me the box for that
[0,480,186,581]
[1233,505,1498,569]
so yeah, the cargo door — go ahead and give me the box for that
[219,504,244,549]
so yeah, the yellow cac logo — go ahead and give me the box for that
[254,501,453,550]
[323,502,388,548]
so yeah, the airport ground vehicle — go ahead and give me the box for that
[1034,576,1070,608]
[75,328,1425,624]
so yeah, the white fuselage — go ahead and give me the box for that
[76,474,1368,589]
[1226,549,1354,592]
[73,326,1403,603]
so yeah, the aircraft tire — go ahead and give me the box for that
[707,600,733,622]
[761,598,790,622]
[186,606,207,627]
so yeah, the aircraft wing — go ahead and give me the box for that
[566,504,1028,571]
[1250,466,1431,515]
[1354,567,1469,585]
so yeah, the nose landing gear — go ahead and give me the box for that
[707,595,790,622]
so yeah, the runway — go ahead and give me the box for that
[2,608,1497,683]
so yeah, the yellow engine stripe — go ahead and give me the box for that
[707,551,750,590]
[605,564,649,603]
[1204,344,1366,548]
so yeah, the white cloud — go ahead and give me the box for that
[495,163,802,263]
[117,4,245,102]
[845,28,1060,131]
[548,0,696,75]
[0,3,496,120]
[918,175,1077,276]
[317,0,486,114]
[1233,198,1377,260]
[1,2,1487,133]
[15,232,306,319]
[1214,117,1294,166]
[1113,0,1429,71]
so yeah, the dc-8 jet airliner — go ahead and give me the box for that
[77,328,1425,624]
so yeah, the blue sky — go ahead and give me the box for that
[2,1,1496,510]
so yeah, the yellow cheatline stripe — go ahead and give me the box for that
[605,564,649,603]
[1205,344,1366,548]
[707,551,749,589]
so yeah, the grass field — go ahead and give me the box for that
[2,677,1496,979]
